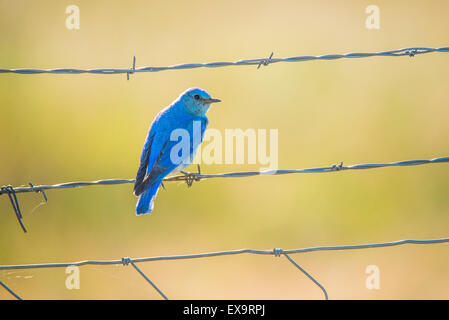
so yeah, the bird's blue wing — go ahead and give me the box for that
[133,111,170,196]
[134,115,208,196]
[154,116,208,172]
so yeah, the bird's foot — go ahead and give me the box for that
[181,165,201,188]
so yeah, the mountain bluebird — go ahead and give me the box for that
[133,88,221,215]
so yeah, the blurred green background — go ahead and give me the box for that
[0,0,448,299]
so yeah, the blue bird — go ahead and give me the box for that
[134,88,221,215]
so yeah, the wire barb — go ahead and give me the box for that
[180,164,202,187]
[127,56,136,80]
[257,52,274,69]
[332,162,344,171]
[29,182,48,202]
[406,49,417,57]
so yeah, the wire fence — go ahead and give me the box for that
[0,46,448,78]
[1,156,448,233]
[2,46,448,300]
[1,237,448,300]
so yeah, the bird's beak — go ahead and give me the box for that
[203,98,221,104]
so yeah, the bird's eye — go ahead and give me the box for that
[193,94,200,100]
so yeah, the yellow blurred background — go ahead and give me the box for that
[0,0,448,299]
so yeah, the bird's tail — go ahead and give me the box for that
[136,181,162,216]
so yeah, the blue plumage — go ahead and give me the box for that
[134,88,220,215]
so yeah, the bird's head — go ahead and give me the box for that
[179,87,221,116]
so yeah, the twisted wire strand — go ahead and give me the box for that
[0,237,447,300]
[0,47,448,75]
[1,156,447,196]
[1,156,447,233]
[2,238,447,271]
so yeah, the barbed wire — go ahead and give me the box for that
[1,156,448,233]
[0,46,448,78]
[2,45,448,300]
[1,237,448,300]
